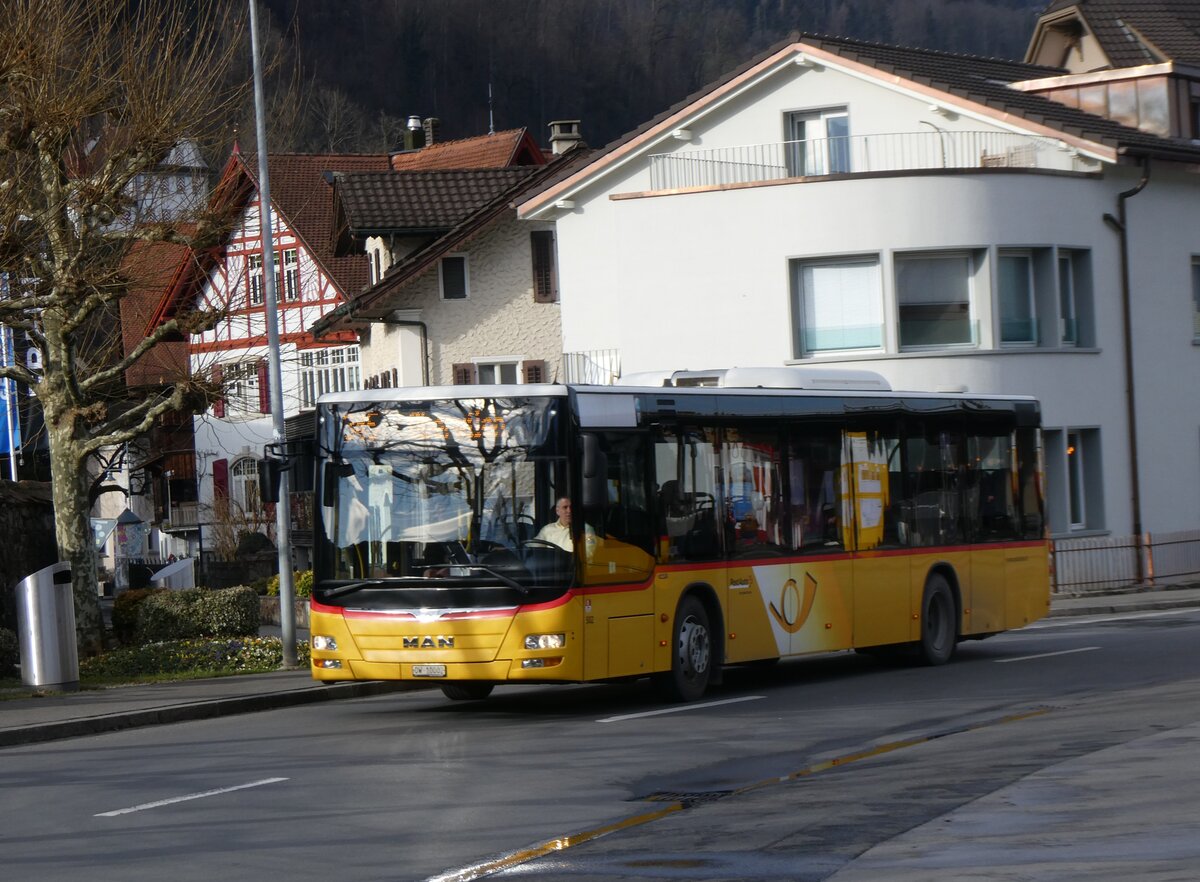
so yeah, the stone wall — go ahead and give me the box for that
[0,481,58,631]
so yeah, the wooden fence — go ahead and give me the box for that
[1052,530,1200,594]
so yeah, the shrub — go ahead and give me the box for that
[112,588,167,646]
[134,586,260,644]
[248,575,273,595]
[0,628,18,678]
[266,569,313,599]
[236,530,274,557]
[79,636,311,680]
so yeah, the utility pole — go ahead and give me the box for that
[249,0,297,667]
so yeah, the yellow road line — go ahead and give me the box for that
[425,705,1051,881]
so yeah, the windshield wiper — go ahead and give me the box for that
[322,579,390,599]
[414,564,531,594]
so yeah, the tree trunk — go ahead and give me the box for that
[46,421,104,656]
[41,310,104,657]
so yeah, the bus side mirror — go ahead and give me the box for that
[259,458,282,504]
[581,433,607,509]
[321,462,355,506]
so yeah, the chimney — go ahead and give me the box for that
[402,115,425,151]
[423,117,440,147]
[548,120,582,155]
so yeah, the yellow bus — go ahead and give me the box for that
[308,367,1048,702]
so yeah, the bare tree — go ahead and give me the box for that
[0,0,250,654]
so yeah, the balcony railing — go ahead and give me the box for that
[647,131,1078,191]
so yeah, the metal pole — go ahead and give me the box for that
[249,0,297,667]
[1,324,16,480]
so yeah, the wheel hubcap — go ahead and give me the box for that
[679,615,709,676]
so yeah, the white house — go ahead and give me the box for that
[518,22,1200,590]
[184,150,388,564]
[314,124,589,387]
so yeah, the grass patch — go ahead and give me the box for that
[1,636,311,697]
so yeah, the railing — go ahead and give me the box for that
[563,349,622,385]
[648,131,1074,191]
[1052,530,1200,594]
[165,501,201,528]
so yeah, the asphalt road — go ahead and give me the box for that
[4,607,1200,881]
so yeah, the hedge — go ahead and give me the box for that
[80,636,311,679]
[112,588,167,646]
[133,586,260,644]
[0,628,17,678]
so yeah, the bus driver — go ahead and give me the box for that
[536,497,574,551]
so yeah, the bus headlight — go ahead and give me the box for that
[524,633,566,650]
[312,635,338,651]
[316,659,342,669]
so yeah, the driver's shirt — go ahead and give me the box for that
[535,520,573,552]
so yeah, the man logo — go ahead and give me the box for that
[768,573,817,634]
[402,636,455,649]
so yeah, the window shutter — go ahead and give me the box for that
[212,458,229,499]
[212,363,225,419]
[522,359,547,384]
[452,363,477,385]
[531,231,557,303]
[257,360,270,413]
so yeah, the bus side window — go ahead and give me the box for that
[654,425,721,562]
[787,429,844,551]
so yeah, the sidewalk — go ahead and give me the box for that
[2,585,1198,750]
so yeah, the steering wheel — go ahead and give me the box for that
[523,538,563,551]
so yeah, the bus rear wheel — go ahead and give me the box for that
[654,595,714,702]
[919,574,957,666]
[441,682,495,701]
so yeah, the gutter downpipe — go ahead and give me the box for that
[1102,156,1150,584]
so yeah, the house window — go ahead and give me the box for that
[531,231,557,303]
[279,249,299,302]
[299,345,361,409]
[248,254,264,307]
[222,360,263,415]
[1192,257,1200,341]
[1066,431,1086,528]
[998,251,1036,344]
[440,255,468,300]
[790,257,882,356]
[1059,254,1078,345]
[231,457,261,513]
[785,108,851,176]
[476,360,519,384]
[1044,427,1103,533]
[895,252,976,348]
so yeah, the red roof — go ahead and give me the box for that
[389,129,545,171]
[118,236,196,387]
[236,152,393,298]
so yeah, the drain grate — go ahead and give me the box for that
[639,790,734,807]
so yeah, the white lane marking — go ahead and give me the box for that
[598,695,764,723]
[96,777,289,817]
[995,646,1100,664]
[1028,607,1197,629]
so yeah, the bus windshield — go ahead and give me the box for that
[314,396,572,606]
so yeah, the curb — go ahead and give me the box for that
[0,680,417,749]
[1047,597,1200,618]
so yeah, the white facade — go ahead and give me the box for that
[519,42,1200,554]
[190,196,360,529]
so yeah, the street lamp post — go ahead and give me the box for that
[248,0,298,667]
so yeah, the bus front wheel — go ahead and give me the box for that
[919,574,957,666]
[441,682,495,701]
[654,595,714,702]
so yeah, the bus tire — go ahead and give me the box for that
[919,573,957,666]
[654,595,714,702]
[441,682,495,701]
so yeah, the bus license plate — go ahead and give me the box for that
[412,664,446,678]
